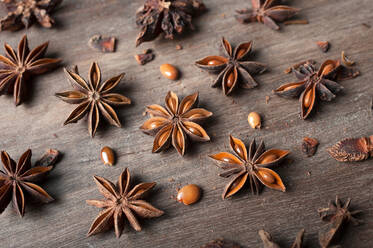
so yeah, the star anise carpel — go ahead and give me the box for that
[0,0,63,31]
[209,135,289,199]
[274,60,343,119]
[86,168,164,238]
[195,37,266,96]
[135,0,206,47]
[0,35,61,105]
[259,229,305,248]
[235,0,300,30]
[140,91,212,156]
[56,62,131,138]
[0,149,59,217]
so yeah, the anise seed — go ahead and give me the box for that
[208,59,224,66]
[226,72,235,88]
[101,146,115,166]
[177,184,201,205]
[258,170,275,184]
[160,64,179,80]
[303,90,312,108]
[248,112,261,129]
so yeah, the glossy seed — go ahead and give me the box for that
[303,90,312,108]
[321,64,334,76]
[248,112,261,129]
[207,59,224,66]
[258,170,275,184]
[160,64,179,80]
[100,146,115,166]
[187,126,202,137]
[177,184,201,205]
[226,72,235,88]
[260,154,278,164]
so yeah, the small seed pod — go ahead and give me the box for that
[177,184,201,205]
[248,112,261,129]
[160,63,179,80]
[100,146,115,166]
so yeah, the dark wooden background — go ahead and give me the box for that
[0,0,372,247]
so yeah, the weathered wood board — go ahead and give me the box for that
[0,0,372,247]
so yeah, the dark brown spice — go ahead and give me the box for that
[283,19,309,25]
[283,60,316,74]
[100,146,115,166]
[88,35,116,53]
[177,184,201,205]
[341,51,355,66]
[195,37,266,96]
[259,229,305,248]
[317,41,330,53]
[0,0,62,31]
[235,0,300,30]
[328,135,373,162]
[201,239,241,248]
[134,49,155,65]
[35,149,59,167]
[302,137,319,157]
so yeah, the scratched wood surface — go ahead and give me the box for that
[0,0,372,247]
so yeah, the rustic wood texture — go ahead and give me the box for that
[0,0,372,247]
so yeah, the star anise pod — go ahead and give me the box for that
[235,0,300,30]
[328,135,373,162]
[56,62,131,137]
[86,168,164,238]
[0,0,62,31]
[209,135,289,199]
[274,60,343,119]
[259,229,305,248]
[318,196,363,248]
[0,149,59,217]
[135,0,206,47]
[0,35,61,105]
[140,91,212,156]
[195,37,266,96]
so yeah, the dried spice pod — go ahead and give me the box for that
[56,62,131,137]
[341,51,355,66]
[0,149,59,217]
[135,0,206,46]
[0,35,61,105]
[87,168,164,238]
[235,0,300,30]
[259,229,305,248]
[200,239,241,248]
[302,137,319,157]
[0,0,62,31]
[328,135,373,162]
[140,91,212,156]
[196,37,266,96]
[160,63,179,80]
[275,60,344,119]
[318,196,363,248]
[209,135,289,199]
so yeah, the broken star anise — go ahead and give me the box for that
[195,37,266,96]
[0,0,62,31]
[0,35,61,105]
[135,0,206,47]
[86,168,164,238]
[328,135,373,162]
[140,91,212,156]
[0,149,59,217]
[318,196,363,248]
[274,60,343,119]
[259,229,305,248]
[209,135,289,199]
[56,62,131,138]
[235,0,300,30]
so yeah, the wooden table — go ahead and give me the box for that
[0,0,372,247]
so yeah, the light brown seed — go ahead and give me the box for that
[207,59,224,66]
[160,64,179,80]
[258,170,275,184]
[248,112,261,129]
[177,184,201,205]
[100,146,115,166]
[303,90,312,108]
[226,72,235,88]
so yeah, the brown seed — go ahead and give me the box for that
[303,90,312,108]
[226,72,235,88]
[177,184,201,205]
[100,146,115,166]
[160,64,179,80]
[258,170,275,184]
[207,59,224,66]
[186,125,202,136]
[248,112,261,129]
[260,154,278,164]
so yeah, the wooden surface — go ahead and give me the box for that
[0,0,372,247]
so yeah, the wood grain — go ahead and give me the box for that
[0,0,372,247]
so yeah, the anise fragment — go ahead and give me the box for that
[328,135,373,162]
[317,41,330,53]
[135,0,206,46]
[201,239,241,248]
[235,0,300,30]
[341,51,355,66]
[318,196,363,248]
[209,135,289,199]
[88,35,116,53]
[135,49,155,65]
[86,168,164,238]
[0,35,61,105]
[0,149,59,217]
[0,0,62,31]
[140,91,212,156]
[259,229,305,248]
[195,37,266,96]
[302,137,319,157]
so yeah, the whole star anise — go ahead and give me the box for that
[209,135,289,199]
[274,60,343,119]
[235,0,300,30]
[0,149,59,217]
[86,168,164,238]
[0,35,61,105]
[195,37,266,96]
[0,0,62,31]
[135,0,205,47]
[56,62,131,137]
[140,91,212,156]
